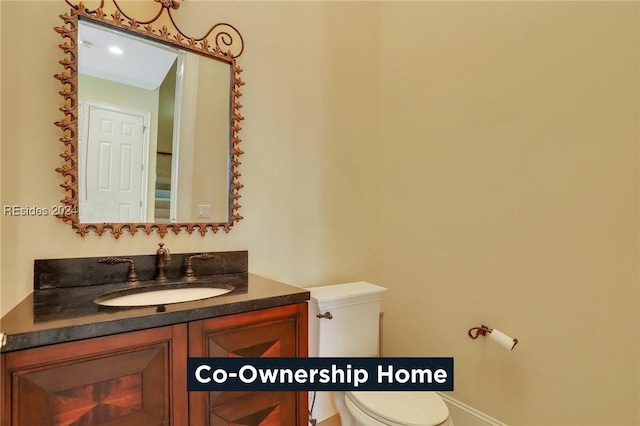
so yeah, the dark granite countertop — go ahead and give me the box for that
[1,273,310,353]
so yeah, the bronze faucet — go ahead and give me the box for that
[155,243,171,283]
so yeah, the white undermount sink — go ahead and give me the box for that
[95,285,233,307]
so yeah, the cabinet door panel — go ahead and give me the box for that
[18,348,163,424]
[189,304,307,426]
[206,317,296,358]
[209,392,292,426]
[3,325,185,426]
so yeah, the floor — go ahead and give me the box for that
[317,415,341,426]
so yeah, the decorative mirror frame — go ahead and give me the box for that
[54,0,244,238]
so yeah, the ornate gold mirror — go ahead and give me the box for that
[54,0,244,238]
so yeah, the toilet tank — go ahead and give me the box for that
[306,282,387,424]
[307,281,387,358]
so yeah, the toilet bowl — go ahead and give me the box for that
[306,282,452,426]
[344,391,452,426]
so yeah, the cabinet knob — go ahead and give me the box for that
[316,312,333,320]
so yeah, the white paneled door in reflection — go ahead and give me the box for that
[80,102,150,223]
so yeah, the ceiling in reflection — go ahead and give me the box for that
[79,23,178,90]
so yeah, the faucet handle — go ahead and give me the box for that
[188,253,216,262]
[97,257,139,283]
[183,253,216,282]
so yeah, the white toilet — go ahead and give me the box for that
[306,281,453,426]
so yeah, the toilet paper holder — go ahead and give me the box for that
[468,324,493,339]
[468,324,519,350]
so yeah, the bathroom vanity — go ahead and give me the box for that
[0,251,310,425]
[0,2,312,423]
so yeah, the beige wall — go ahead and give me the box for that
[191,55,230,222]
[0,1,380,311]
[1,1,638,425]
[379,2,639,425]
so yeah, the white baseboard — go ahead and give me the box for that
[438,393,508,426]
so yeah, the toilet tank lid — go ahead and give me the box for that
[304,281,387,310]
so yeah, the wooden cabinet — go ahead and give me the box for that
[1,303,308,426]
[1,324,188,426]
[189,303,308,426]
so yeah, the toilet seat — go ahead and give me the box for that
[347,391,450,426]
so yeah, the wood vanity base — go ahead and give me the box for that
[1,303,308,426]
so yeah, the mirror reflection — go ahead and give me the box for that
[77,20,231,224]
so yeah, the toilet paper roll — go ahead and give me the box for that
[488,329,517,351]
